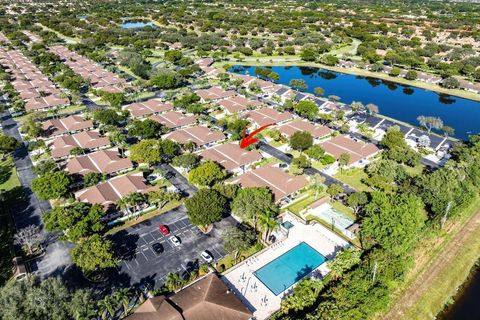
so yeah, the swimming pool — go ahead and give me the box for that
[254,242,326,295]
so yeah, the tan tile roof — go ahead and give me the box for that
[127,274,252,320]
[125,99,174,118]
[50,131,110,158]
[42,115,93,137]
[150,111,197,129]
[75,173,155,209]
[196,86,236,101]
[227,164,308,201]
[247,107,294,127]
[278,119,331,138]
[217,95,261,114]
[164,126,225,147]
[200,143,263,171]
[66,150,133,175]
[320,135,379,164]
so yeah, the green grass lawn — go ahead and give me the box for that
[254,156,281,168]
[282,189,326,215]
[403,163,425,177]
[334,167,370,192]
[0,156,21,191]
[217,242,264,271]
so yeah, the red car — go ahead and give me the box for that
[159,225,170,235]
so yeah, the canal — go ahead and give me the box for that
[230,65,480,140]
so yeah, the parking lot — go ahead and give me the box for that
[109,205,234,288]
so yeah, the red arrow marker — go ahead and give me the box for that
[239,123,274,149]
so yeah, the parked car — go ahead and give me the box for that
[159,225,170,235]
[169,235,181,246]
[200,250,213,263]
[152,243,163,254]
[164,172,175,179]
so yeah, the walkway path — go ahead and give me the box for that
[0,110,72,277]
[382,209,480,320]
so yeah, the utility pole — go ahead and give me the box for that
[441,201,453,229]
[372,261,378,283]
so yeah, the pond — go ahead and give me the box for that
[121,21,156,29]
[230,65,480,140]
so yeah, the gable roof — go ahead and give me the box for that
[227,164,308,201]
[66,150,133,175]
[50,131,110,158]
[42,115,93,137]
[75,173,155,210]
[278,119,331,138]
[127,274,252,320]
[150,111,197,129]
[200,143,263,171]
[164,126,225,147]
[247,107,294,127]
[124,99,174,118]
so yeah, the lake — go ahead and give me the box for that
[230,65,480,140]
[121,21,156,29]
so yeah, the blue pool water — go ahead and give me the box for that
[121,21,156,29]
[254,242,326,295]
[230,65,480,140]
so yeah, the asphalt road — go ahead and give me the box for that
[109,205,234,289]
[0,110,72,277]
[157,163,197,197]
[257,141,356,194]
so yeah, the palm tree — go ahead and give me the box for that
[165,272,184,292]
[127,192,145,214]
[257,210,280,243]
[97,296,115,320]
[310,173,325,198]
[112,288,132,317]
[116,197,130,215]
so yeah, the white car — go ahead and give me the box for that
[169,235,181,247]
[200,250,213,263]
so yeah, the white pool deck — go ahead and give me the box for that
[221,214,350,320]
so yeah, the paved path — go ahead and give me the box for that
[0,111,72,277]
[257,141,356,193]
[382,209,480,320]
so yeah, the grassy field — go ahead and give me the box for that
[381,197,480,320]
[0,155,22,285]
[218,58,480,102]
[0,156,21,191]
[282,189,325,215]
[334,167,370,192]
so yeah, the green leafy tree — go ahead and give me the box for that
[188,161,226,186]
[347,192,368,215]
[71,234,119,273]
[172,153,200,170]
[185,189,226,227]
[327,247,362,279]
[326,183,344,201]
[150,70,183,89]
[338,152,351,170]
[294,100,318,120]
[314,87,325,96]
[289,79,308,91]
[305,144,325,160]
[0,277,95,320]
[290,131,313,151]
[83,172,103,187]
[231,187,278,228]
[361,192,426,255]
[257,210,280,242]
[0,135,20,156]
[300,48,316,61]
[31,171,71,200]
[281,279,324,313]
[128,119,164,138]
[44,203,104,242]
[129,139,161,164]
[92,108,125,126]
[222,227,256,259]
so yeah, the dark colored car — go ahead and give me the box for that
[159,224,170,235]
[164,172,175,179]
[152,243,163,254]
